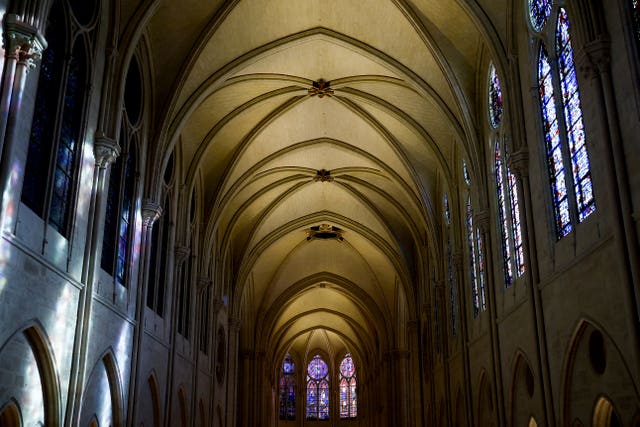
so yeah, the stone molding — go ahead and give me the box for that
[576,37,610,80]
[174,245,190,264]
[197,276,212,291]
[508,148,529,178]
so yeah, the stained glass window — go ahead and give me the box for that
[467,196,480,318]
[279,354,296,420]
[538,44,572,238]
[556,8,595,222]
[447,232,456,336]
[444,193,451,225]
[463,160,471,185]
[476,229,487,312]
[116,148,135,284]
[339,354,357,419]
[508,169,526,276]
[634,0,640,48]
[528,0,552,32]
[488,64,503,128]
[307,355,329,420]
[495,140,514,287]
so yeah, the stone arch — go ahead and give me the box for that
[561,319,640,425]
[178,387,188,427]
[79,349,123,427]
[592,396,623,427]
[0,322,61,426]
[477,370,495,427]
[147,372,161,427]
[0,399,22,426]
[510,351,538,426]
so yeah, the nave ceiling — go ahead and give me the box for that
[120,0,501,365]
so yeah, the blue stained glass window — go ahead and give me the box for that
[279,354,296,420]
[306,355,329,420]
[556,8,595,222]
[444,193,451,225]
[508,169,526,276]
[488,64,503,128]
[529,0,552,32]
[339,354,357,419]
[463,160,471,185]
[467,196,480,318]
[538,44,572,238]
[476,229,487,312]
[116,148,135,284]
[23,6,65,216]
[495,140,514,287]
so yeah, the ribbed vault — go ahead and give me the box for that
[138,0,490,414]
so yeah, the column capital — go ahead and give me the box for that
[229,316,242,332]
[174,245,190,264]
[475,210,491,234]
[452,251,464,269]
[508,148,529,178]
[576,36,610,80]
[212,297,225,314]
[197,276,212,291]
[2,14,46,69]
[141,200,162,227]
[94,134,120,168]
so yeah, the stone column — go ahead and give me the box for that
[0,15,45,233]
[577,39,640,373]
[208,296,225,424]
[66,135,120,425]
[476,209,506,427]
[227,316,241,427]
[406,320,420,427]
[509,147,555,427]
[127,200,162,426]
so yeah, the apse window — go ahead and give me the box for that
[306,355,329,420]
[279,354,296,420]
[339,353,357,419]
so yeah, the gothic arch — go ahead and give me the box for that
[0,399,22,427]
[477,370,495,427]
[80,348,124,427]
[147,372,161,427]
[0,322,61,426]
[510,351,538,427]
[178,386,188,427]
[561,319,640,425]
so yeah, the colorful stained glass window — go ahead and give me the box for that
[279,354,296,420]
[488,64,503,128]
[116,148,135,285]
[476,229,487,312]
[307,355,329,420]
[538,44,572,238]
[467,196,480,318]
[508,169,526,276]
[495,140,514,287]
[444,193,451,225]
[528,0,552,32]
[556,8,595,222]
[463,160,471,185]
[339,354,357,419]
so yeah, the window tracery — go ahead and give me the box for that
[306,355,329,420]
[279,354,296,420]
[339,354,357,419]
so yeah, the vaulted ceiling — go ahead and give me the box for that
[126,0,501,366]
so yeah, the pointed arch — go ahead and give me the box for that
[147,372,161,427]
[101,350,124,427]
[477,370,495,427]
[0,399,22,427]
[178,387,188,427]
[510,351,537,426]
[20,323,61,426]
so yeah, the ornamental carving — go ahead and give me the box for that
[308,79,334,98]
[306,224,344,242]
[141,200,162,227]
[2,14,46,70]
[94,134,120,168]
[314,169,334,182]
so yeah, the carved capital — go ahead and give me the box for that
[452,252,464,269]
[576,37,610,80]
[174,245,190,264]
[3,14,46,69]
[94,134,120,168]
[197,276,212,291]
[308,79,334,98]
[141,200,162,227]
[475,210,491,234]
[229,316,242,332]
[212,297,225,314]
[507,149,529,178]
